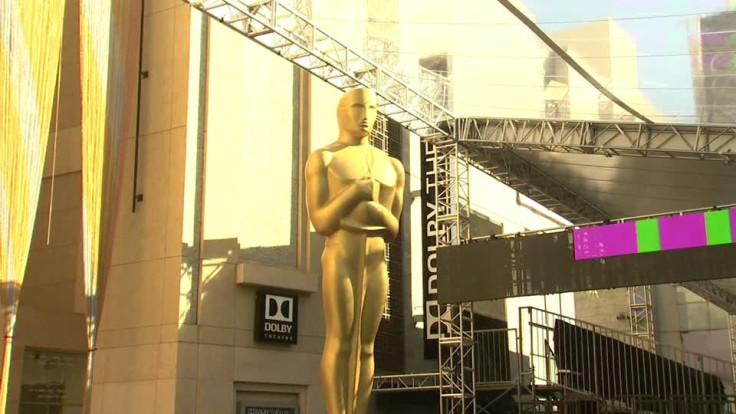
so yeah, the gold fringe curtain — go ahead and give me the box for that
[78,0,139,407]
[0,0,66,411]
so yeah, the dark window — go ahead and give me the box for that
[19,349,86,414]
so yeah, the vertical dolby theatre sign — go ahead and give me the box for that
[255,291,298,344]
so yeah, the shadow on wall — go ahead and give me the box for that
[177,236,306,325]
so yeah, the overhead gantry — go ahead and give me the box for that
[453,117,736,162]
[449,116,736,223]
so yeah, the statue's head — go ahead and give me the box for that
[337,88,378,139]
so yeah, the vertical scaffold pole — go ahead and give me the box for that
[436,119,474,413]
[628,286,655,351]
[728,314,736,392]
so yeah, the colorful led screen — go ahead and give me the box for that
[573,208,736,260]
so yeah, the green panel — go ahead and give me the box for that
[636,219,661,253]
[705,210,732,245]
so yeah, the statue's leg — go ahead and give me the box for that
[353,238,388,414]
[321,242,357,414]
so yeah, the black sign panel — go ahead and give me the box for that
[243,406,298,414]
[420,141,450,358]
[255,291,298,344]
[437,231,736,304]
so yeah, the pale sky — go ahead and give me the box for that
[525,0,730,120]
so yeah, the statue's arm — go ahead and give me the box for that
[385,158,405,241]
[305,150,372,236]
[367,157,405,241]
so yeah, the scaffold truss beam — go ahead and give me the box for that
[681,281,736,315]
[439,302,476,414]
[628,286,655,347]
[374,373,440,392]
[455,117,736,162]
[188,0,453,139]
[461,145,610,223]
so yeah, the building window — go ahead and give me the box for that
[598,100,614,120]
[543,52,569,87]
[19,349,86,414]
[545,99,569,119]
[234,383,305,414]
[203,23,300,267]
[418,54,452,109]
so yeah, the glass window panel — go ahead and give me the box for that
[20,349,85,414]
[204,23,298,267]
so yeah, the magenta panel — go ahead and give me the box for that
[573,222,638,260]
[659,213,707,251]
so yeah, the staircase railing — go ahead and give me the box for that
[519,306,736,412]
[474,328,518,386]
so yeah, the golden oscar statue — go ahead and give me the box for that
[305,88,405,414]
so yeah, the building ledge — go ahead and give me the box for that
[236,261,319,293]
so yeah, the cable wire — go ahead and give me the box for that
[368,48,736,61]
[313,10,736,27]
[453,101,706,119]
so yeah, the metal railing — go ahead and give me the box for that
[627,395,736,413]
[519,395,736,413]
[520,306,736,410]
[373,330,519,393]
[475,329,518,386]
[377,311,736,412]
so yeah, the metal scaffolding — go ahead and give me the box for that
[439,302,476,413]
[374,373,441,392]
[433,139,471,247]
[453,117,736,162]
[189,0,452,139]
[730,314,736,390]
[628,286,656,348]
[289,0,311,16]
[429,134,473,412]
[370,113,389,153]
[428,130,473,412]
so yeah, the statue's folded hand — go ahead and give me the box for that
[353,177,379,202]
[364,201,392,224]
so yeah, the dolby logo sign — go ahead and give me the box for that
[255,291,298,344]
